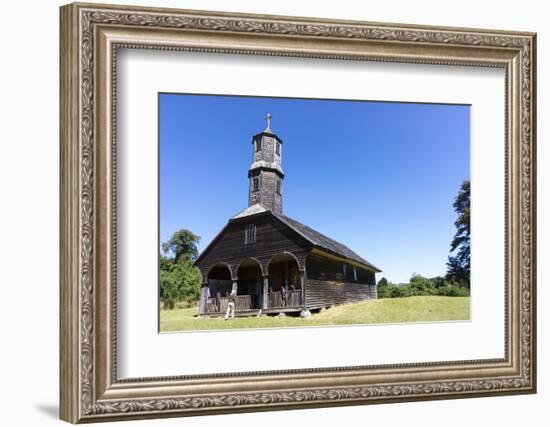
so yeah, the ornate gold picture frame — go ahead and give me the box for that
[60,2,536,423]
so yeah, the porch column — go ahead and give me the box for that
[199,283,209,315]
[262,275,269,309]
[299,270,311,317]
[300,270,306,309]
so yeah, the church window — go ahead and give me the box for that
[276,179,281,195]
[343,264,347,278]
[353,267,358,281]
[275,141,281,155]
[245,224,256,244]
[255,139,262,152]
[253,177,259,192]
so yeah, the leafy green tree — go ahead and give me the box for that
[446,180,470,287]
[430,276,446,289]
[437,280,470,297]
[376,277,390,298]
[160,260,201,309]
[160,229,202,309]
[409,274,436,296]
[161,229,200,263]
[377,277,389,288]
[159,255,174,272]
[388,285,410,298]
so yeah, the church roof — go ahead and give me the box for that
[229,204,380,272]
[231,203,268,219]
[273,213,381,272]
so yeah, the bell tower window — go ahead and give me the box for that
[255,139,262,152]
[252,177,259,192]
[275,141,281,155]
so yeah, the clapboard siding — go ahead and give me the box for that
[197,214,311,278]
[305,279,377,309]
[306,253,375,285]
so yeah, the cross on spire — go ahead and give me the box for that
[264,113,272,133]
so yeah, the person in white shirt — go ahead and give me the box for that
[225,287,237,320]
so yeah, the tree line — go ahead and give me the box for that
[377,274,469,298]
[377,180,471,298]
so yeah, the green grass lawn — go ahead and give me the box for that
[159,296,470,332]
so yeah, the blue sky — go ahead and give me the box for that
[159,93,470,283]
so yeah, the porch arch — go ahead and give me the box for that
[267,252,302,308]
[267,251,302,271]
[202,263,235,314]
[236,257,265,276]
[236,258,264,310]
[205,262,233,281]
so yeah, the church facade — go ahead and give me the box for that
[194,115,380,317]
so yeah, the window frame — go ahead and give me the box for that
[244,224,257,245]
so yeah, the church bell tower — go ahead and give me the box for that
[248,113,284,215]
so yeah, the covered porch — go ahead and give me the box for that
[199,253,305,316]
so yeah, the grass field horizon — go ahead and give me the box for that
[159,296,470,332]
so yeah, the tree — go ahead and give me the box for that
[160,259,201,309]
[446,180,470,287]
[376,277,389,298]
[161,229,200,263]
[409,274,436,296]
[160,229,202,309]
[376,277,410,298]
[377,277,389,288]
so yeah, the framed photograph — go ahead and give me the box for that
[60,2,537,423]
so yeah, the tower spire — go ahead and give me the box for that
[264,113,272,133]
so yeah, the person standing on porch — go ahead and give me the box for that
[225,287,237,320]
[280,285,287,307]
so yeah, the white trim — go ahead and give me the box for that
[117,48,503,378]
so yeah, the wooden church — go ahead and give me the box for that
[194,115,380,317]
